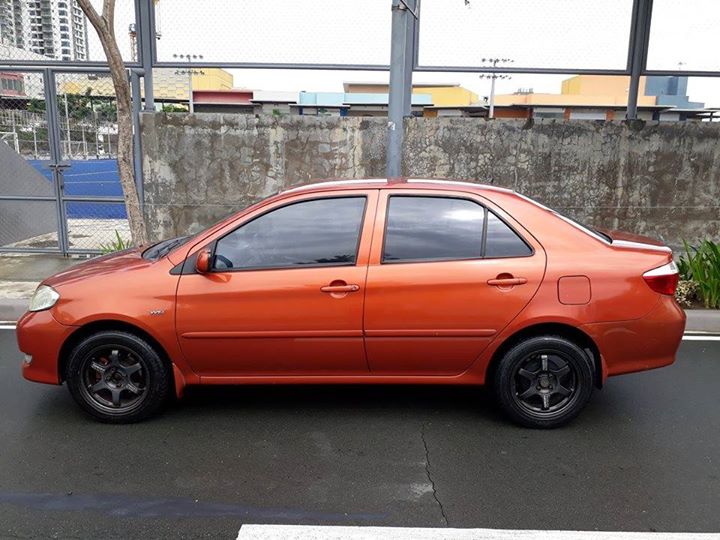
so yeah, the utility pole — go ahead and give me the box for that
[626,0,653,120]
[478,58,513,119]
[386,0,417,178]
[173,53,204,113]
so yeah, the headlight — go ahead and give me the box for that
[28,285,60,312]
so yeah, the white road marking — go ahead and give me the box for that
[0,324,18,330]
[236,525,720,540]
[682,335,720,341]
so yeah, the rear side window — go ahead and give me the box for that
[214,196,366,270]
[383,196,485,262]
[485,211,532,257]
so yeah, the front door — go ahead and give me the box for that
[363,191,546,375]
[175,192,378,377]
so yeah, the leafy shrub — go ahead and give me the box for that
[679,240,720,309]
[99,230,132,254]
[677,254,691,281]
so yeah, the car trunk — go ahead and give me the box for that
[595,227,667,248]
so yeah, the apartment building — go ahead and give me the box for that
[0,0,88,61]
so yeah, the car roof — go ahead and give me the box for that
[280,177,515,196]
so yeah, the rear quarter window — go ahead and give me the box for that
[485,211,532,257]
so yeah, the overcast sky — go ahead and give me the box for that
[90,0,720,106]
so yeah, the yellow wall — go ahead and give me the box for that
[59,76,114,97]
[561,75,648,100]
[192,68,234,91]
[344,83,478,107]
[58,69,234,101]
[411,86,478,107]
[495,75,655,107]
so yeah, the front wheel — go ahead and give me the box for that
[66,331,170,423]
[493,335,594,429]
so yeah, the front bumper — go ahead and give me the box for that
[582,296,686,378]
[16,309,76,385]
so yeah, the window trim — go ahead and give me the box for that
[209,195,369,273]
[380,194,534,265]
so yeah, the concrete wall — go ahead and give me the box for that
[142,113,720,250]
[141,114,386,239]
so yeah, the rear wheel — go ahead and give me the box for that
[493,335,594,428]
[66,331,169,423]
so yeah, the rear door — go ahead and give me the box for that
[363,190,546,375]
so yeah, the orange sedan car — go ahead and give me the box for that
[16,179,686,427]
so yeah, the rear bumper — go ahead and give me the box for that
[16,309,75,385]
[582,297,686,378]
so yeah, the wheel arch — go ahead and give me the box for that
[58,320,177,392]
[485,322,604,389]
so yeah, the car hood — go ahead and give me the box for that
[595,227,666,247]
[43,247,152,289]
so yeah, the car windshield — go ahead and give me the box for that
[140,192,284,262]
[142,235,192,260]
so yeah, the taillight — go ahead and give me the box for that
[643,261,679,295]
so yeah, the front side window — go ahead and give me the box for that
[383,196,485,262]
[213,197,366,270]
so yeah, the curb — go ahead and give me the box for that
[0,298,28,323]
[685,309,720,334]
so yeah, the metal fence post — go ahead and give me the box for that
[387,0,416,178]
[626,0,653,120]
[402,0,417,117]
[130,70,144,209]
[136,0,155,112]
[43,69,70,255]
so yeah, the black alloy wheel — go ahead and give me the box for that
[66,331,170,423]
[494,335,594,428]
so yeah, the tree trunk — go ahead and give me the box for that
[76,0,148,246]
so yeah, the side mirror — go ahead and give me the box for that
[195,248,212,274]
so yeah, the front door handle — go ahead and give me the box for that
[487,277,527,287]
[320,283,360,293]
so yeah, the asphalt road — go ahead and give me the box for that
[0,329,719,539]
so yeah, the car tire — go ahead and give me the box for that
[493,335,594,429]
[66,331,170,423]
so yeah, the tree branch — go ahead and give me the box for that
[75,0,105,35]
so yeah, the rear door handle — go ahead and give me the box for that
[320,284,360,293]
[487,277,527,287]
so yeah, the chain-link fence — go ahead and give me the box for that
[418,0,634,71]
[54,72,117,160]
[153,0,390,67]
[647,0,720,72]
[1,0,719,255]
[0,69,61,251]
[0,0,136,64]
[0,70,49,158]
[54,71,129,251]
[0,68,128,253]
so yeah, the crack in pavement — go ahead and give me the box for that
[421,422,449,526]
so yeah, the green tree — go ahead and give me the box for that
[27,98,46,114]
